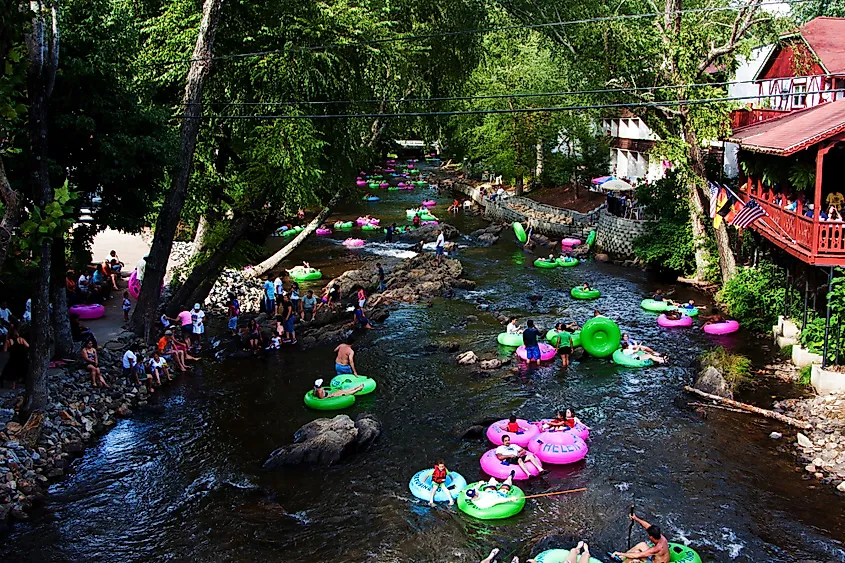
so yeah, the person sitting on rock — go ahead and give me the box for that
[353,304,372,330]
[81,340,108,388]
[312,378,363,399]
[267,335,281,350]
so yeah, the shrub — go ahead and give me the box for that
[698,346,752,392]
[717,261,789,333]
[798,364,812,385]
[779,344,793,358]
[633,171,696,274]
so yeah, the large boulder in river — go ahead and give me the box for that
[262,414,382,468]
[694,366,732,399]
[403,223,459,243]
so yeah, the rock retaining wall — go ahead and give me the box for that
[452,181,600,239]
[594,209,652,259]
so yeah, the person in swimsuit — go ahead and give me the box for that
[499,415,525,434]
[621,342,666,364]
[465,471,515,509]
[247,319,261,352]
[312,378,363,399]
[81,340,108,388]
[612,513,670,563]
[354,304,372,329]
[334,337,358,375]
[702,309,729,327]
[545,409,589,432]
[427,459,454,506]
[652,289,665,302]
[664,309,682,321]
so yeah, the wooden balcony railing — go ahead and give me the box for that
[730,108,791,130]
[744,182,845,265]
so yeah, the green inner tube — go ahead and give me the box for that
[641,299,670,312]
[281,228,299,237]
[289,269,322,281]
[546,329,580,348]
[362,224,379,231]
[534,549,605,563]
[612,348,654,368]
[669,543,703,563]
[513,222,527,243]
[388,187,400,191]
[571,287,600,300]
[555,257,579,267]
[580,317,622,358]
[586,230,596,246]
[497,332,524,347]
[534,258,559,269]
[334,221,354,229]
[303,389,355,410]
[456,481,525,520]
[368,183,380,189]
[330,374,377,395]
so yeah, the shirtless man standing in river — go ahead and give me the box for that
[612,513,670,563]
[334,337,358,376]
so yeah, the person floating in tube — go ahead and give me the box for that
[611,513,670,563]
[495,435,546,475]
[464,472,515,509]
[427,459,454,507]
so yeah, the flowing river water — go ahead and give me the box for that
[3,181,845,562]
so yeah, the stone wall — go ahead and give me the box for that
[452,181,601,239]
[595,209,653,258]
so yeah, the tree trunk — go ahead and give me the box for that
[23,0,60,417]
[535,140,544,181]
[245,194,341,279]
[131,0,225,341]
[0,157,22,273]
[684,386,811,429]
[166,215,249,316]
[687,184,710,281]
[514,174,524,196]
[189,214,209,258]
[686,128,736,283]
[51,235,74,359]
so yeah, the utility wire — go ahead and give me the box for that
[196,74,833,107]
[147,0,809,65]
[175,88,844,120]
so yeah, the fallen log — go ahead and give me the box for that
[683,386,811,429]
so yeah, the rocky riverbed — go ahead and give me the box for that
[0,333,158,527]
[777,392,845,492]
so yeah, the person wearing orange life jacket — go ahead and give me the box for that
[428,459,454,507]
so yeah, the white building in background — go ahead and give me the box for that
[598,46,772,183]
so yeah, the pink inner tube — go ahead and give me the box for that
[343,238,365,247]
[421,220,438,226]
[385,168,395,173]
[398,182,407,187]
[422,200,436,206]
[528,432,588,465]
[316,228,332,236]
[479,449,539,480]
[703,320,740,335]
[516,343,557,361]
[399,186,414,190]
[486,419,540,447]
[379,182,389,187]
[657,314,694,328]
[532,420,590,442]
[561,238,581,247]
[69,303,105,320]
[356,181,367,186]
[128,270,141,299]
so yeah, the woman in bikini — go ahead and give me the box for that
[81,340,109,388]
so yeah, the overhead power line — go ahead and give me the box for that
[175,88,844,120]
[197,74,832,107]
[148,0,809,65]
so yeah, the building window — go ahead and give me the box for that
[792,81,807,108]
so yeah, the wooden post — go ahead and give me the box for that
[813,142,834,255]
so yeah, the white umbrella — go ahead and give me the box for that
[601,179,635,191]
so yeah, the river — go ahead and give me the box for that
[3,179,845,562]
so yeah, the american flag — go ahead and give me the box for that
[708,182,720,218]
[730,199,767,229]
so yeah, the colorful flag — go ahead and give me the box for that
[713,190,731,228]
[730,199,767,229]
[708,182,720,218]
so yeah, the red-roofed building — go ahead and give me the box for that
[728,17,845,266]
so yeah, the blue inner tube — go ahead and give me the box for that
[408,469,467,502]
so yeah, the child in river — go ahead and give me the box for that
[427,459,454,507]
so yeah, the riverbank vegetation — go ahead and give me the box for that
[0,0,821,420]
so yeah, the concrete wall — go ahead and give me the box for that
[594,209,652,258]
